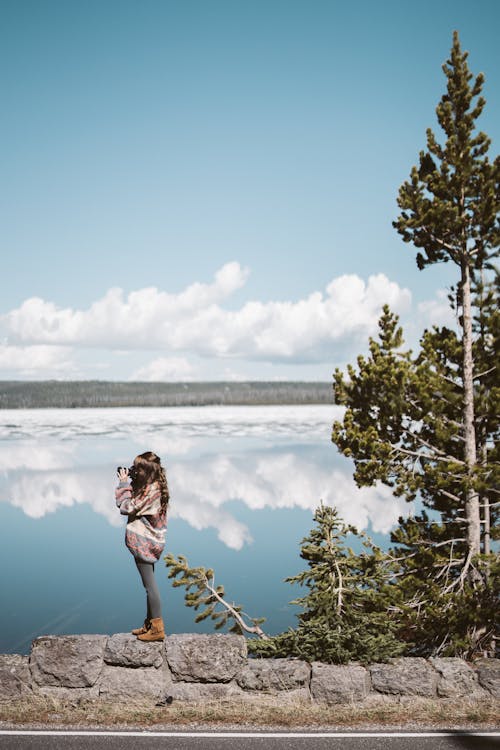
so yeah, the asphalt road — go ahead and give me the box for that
[0,731,499,750]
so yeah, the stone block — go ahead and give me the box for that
[30,635,108,688]
[310,662,370,704]
[104,633,163,669]
[475,658,500,698]
[430,657,485,698]
[98,664,166,700]
[164,633,247,683]
[370,658,437,697]
[0,655,32,699]
[237,658,310,692]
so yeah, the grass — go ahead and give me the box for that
[0,695,498,730]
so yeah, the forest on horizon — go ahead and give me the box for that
[0,380,332,409]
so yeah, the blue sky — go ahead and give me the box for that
[1,0,498,381]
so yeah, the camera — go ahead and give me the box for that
[116,466,137,480]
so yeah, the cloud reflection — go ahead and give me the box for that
[169,451,408,548]
[1,442,410,550]
[7,469,121,526]
[0,442,76,472]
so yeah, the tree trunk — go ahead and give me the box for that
[461,260,481,559]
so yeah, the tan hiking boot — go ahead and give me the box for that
[137,617,165,642]
[131,619,150,636]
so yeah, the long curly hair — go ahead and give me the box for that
[131,451,169,510]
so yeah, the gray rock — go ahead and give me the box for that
[30,635,108,688]
[104,633,163,669]
[98,664,165,700]
[237,658,310,692]
[165,680,244,702]
[370,658,437,697]
[310,662,370,704]
[0,655,32,699]
[475,658,500,698]
[164,634,247,683]
[430,657,485,698]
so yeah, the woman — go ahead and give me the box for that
[115,451,169,642]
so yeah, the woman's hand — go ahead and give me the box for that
[117,467,129,482]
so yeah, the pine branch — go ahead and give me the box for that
[333,557,344,614]
[439,375,463,389]
[164,552,269,639]
[438,488,463,503]
[442,548,484,593]
[473,366,496,380]
[401,427,466,462]
[393,445,466,466]
[419,538,466,547]
[435,550,459,586]
[203,576,270,639]
[427,233,459,254]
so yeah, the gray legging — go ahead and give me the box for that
[135,559,162,621]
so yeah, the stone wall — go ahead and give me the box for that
[1,633,499,705]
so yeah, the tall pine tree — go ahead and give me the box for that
[332,33,499,655]
[393,31,499,566]
[332,298,498,655]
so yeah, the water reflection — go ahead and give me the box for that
[0,407,412,653]
[0,442,409,548]
[171,450,408,548]
[7,468,120,525]
[0,441,76,471]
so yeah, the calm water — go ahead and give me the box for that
[0,406,410,654]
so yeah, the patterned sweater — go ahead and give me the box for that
[115,480,167,563]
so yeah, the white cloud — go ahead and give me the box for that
[130,356,195,382]
[222,367,248,382]
[417,289,457,329]
[0,344,75,376]
[4,262,249,348]
[3,264,412,364]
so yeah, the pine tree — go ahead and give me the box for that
[331,32,499,656]
[332,298,499,656]
[250,505,404,663]
[393,31,499,566]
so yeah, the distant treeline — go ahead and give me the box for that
[0,381,333,409]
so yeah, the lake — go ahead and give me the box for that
[0,405,411,654]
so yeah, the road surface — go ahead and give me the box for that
[0,730,498,750]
